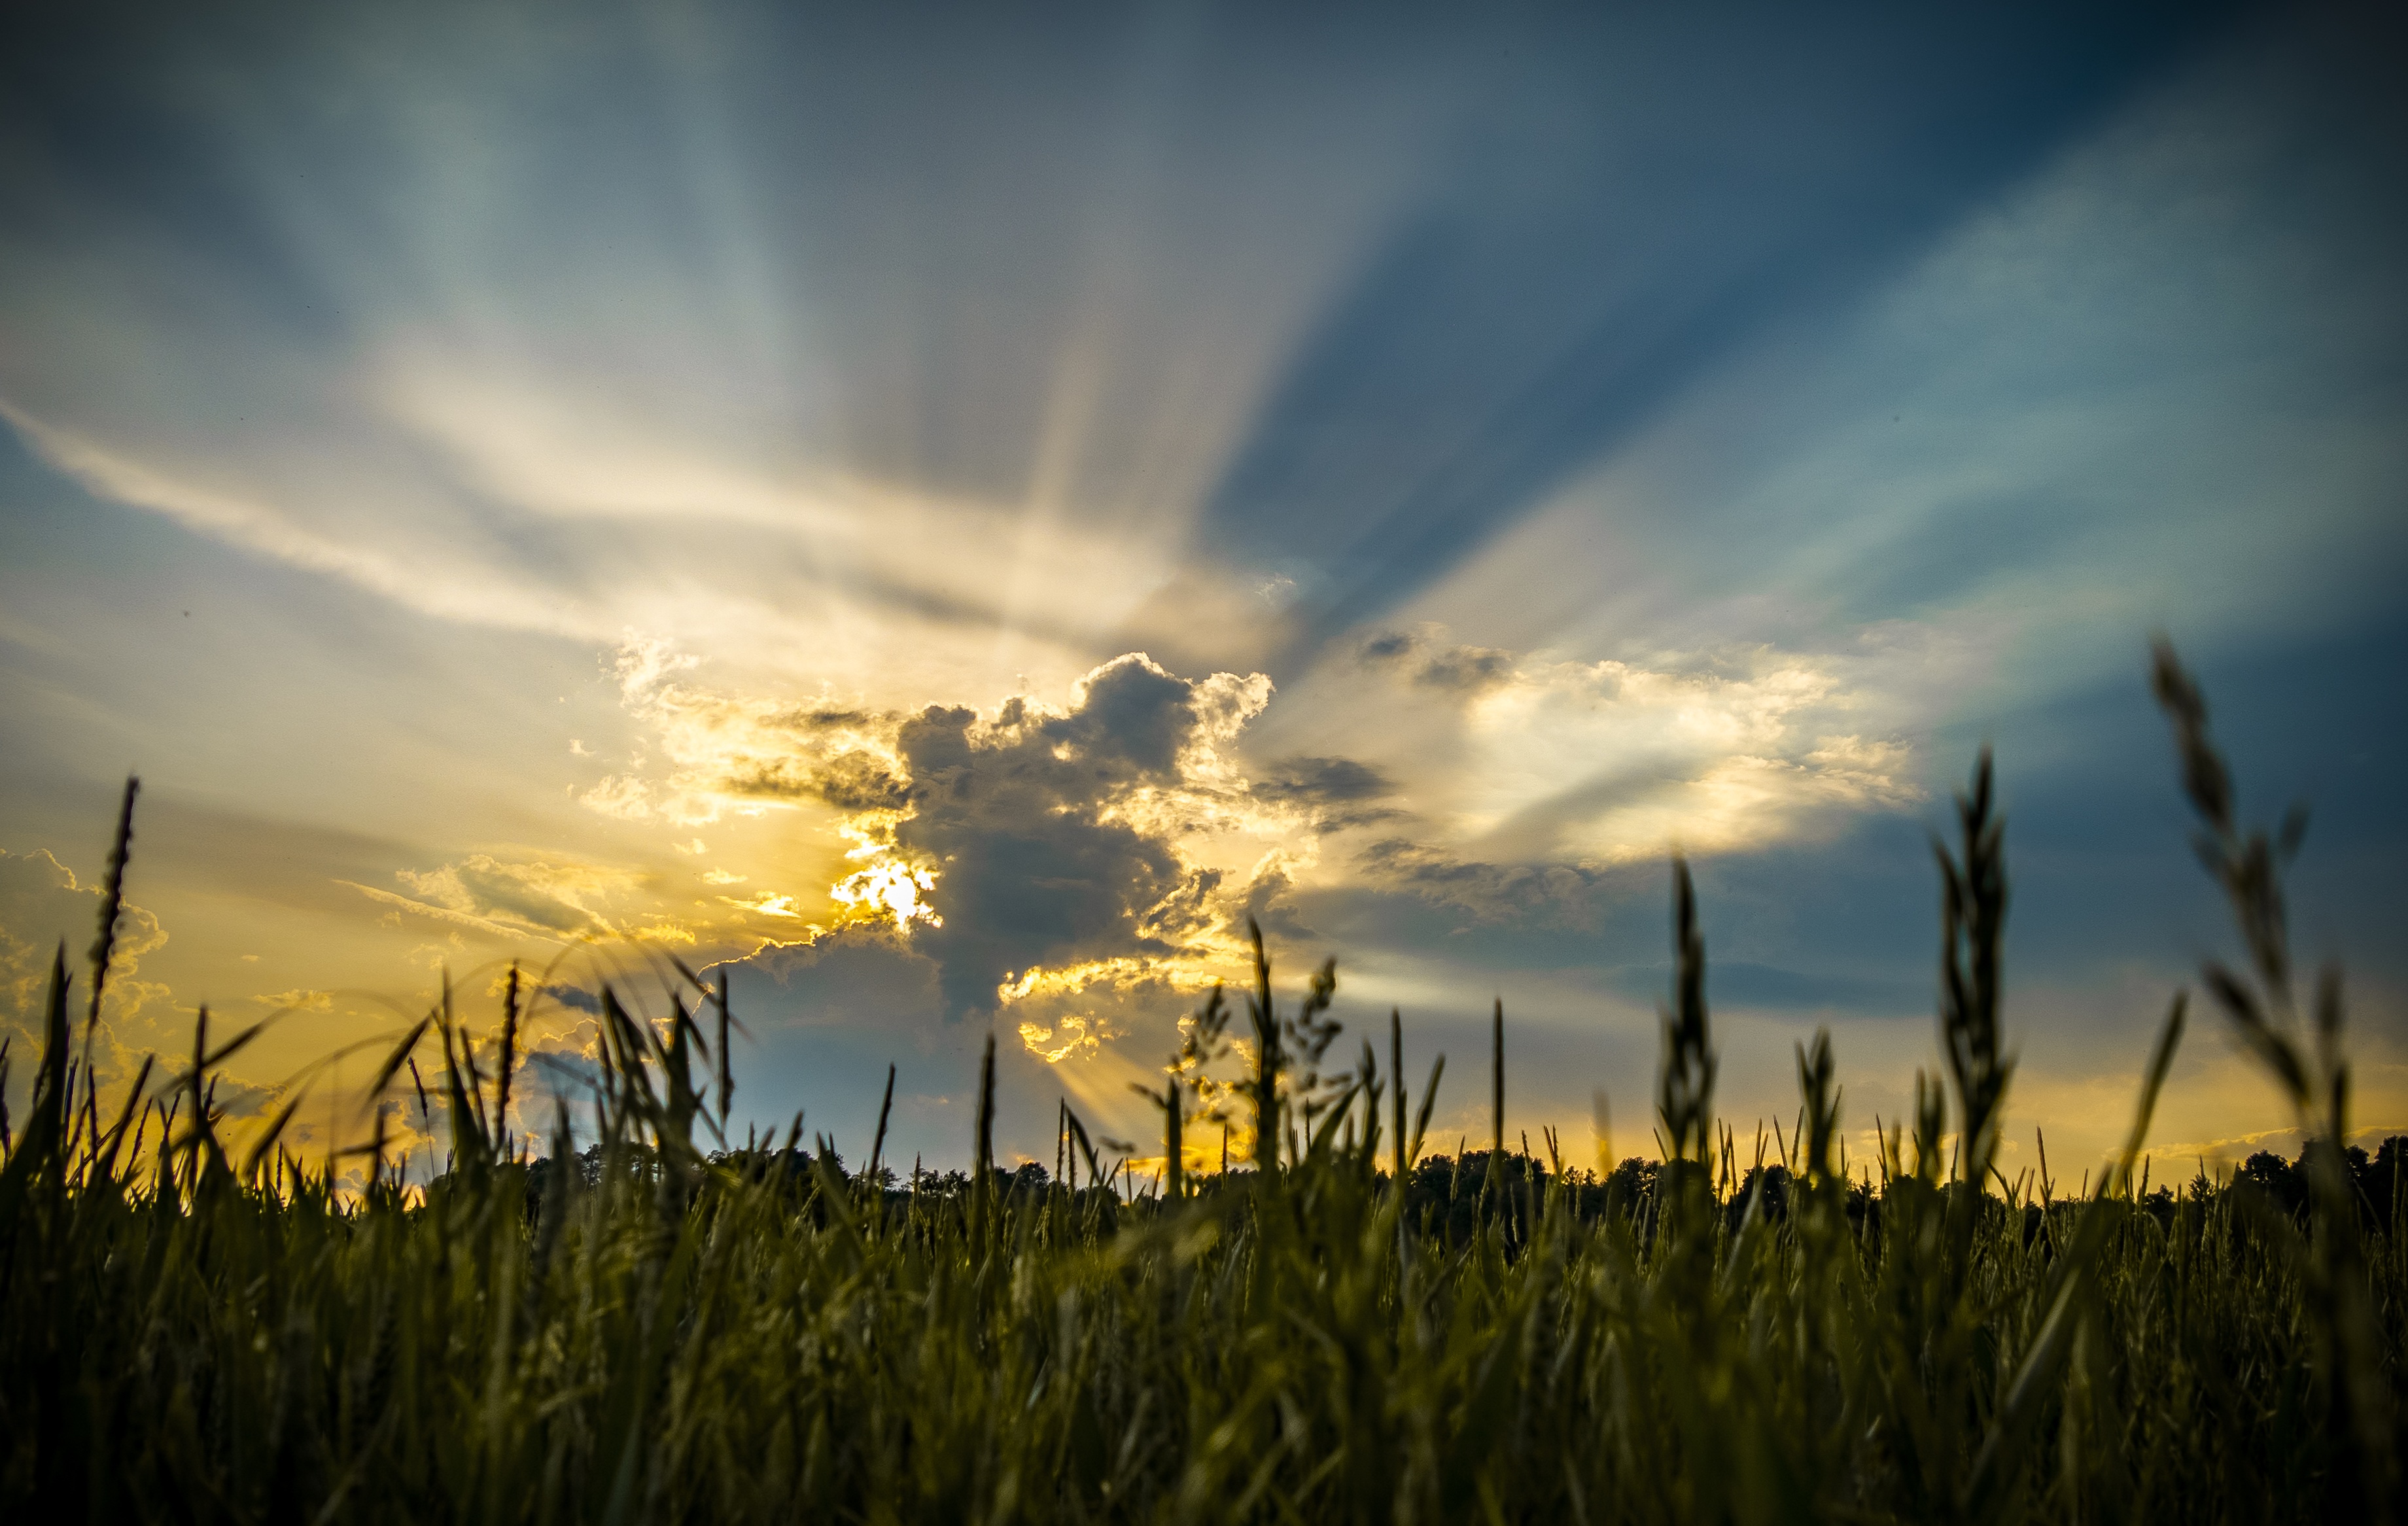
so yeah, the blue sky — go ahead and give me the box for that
[3,0,2403,1181]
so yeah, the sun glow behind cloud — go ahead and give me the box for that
[552,627,1940,1094]
[828,825,942,933]
[577,644,1301,1016]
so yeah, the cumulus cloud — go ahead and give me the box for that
[880,655,1278,1017]
[591,633,1927,1071]
[587,644,1308,1050]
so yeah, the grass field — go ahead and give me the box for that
[2,645,2400,1523]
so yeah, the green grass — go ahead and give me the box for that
[1,645,2400,1523]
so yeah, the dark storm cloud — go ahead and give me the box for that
[886,655,1253,1018]
[606,648,1276,1016]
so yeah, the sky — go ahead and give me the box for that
[3,0,2404,1187]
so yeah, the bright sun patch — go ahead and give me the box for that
[829,855,942,930]
[828,822,942,931]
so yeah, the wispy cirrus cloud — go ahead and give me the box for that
[342,852,678,948]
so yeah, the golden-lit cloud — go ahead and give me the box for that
[345,853,653,946]
[593,645,1298,1024]
[1000,958,1226,1065]
[1017,1013,1115,1065]
[718,892,805,920]
[580,631,1940,1068]
[0,846,177,1091]
[256,988,336,1013]
[3,848,159,1016]
[577,633,908,829]
[1325,631,1927,926]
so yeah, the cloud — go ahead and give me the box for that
[1249,755,1405,833]
[1360,629,1516,697]
[599,645,1310,1034]
[1353,629,1925,865]
[739,927,945,1033]
[884,654,1273,1018]
[538,982,602,1016]
[345,883,530,941]
[604,630,1941,1050]
[0,846,175,1088]
[2145,1123,2407,1172]
[576,635,909,827]
[255,988,335,1013]
[1001,958,1227,1066]
[347,853,654,946]
[1353,839,1618,931]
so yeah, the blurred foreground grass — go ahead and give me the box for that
[1,646,2400,1524]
